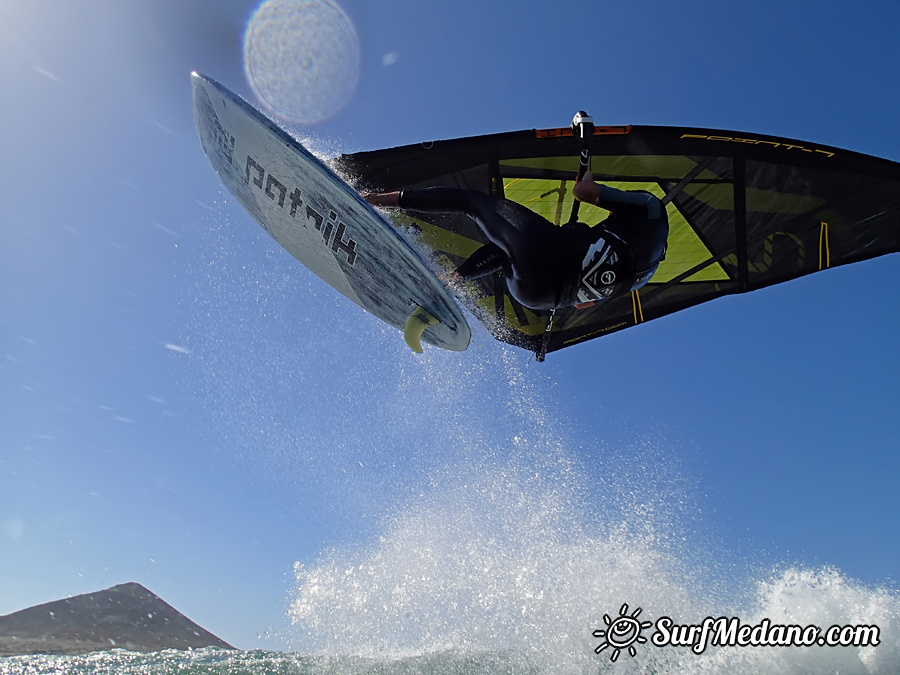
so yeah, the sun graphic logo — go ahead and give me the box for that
[593,603,654,662]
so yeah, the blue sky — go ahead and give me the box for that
[1,0,899,659]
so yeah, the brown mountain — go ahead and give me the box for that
[0,582,235,656]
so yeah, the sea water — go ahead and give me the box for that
[0,648,551,674]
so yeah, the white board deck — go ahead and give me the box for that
[191,72,470,352]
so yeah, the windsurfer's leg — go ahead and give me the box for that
[398,187,525,263]
[464,193,575,308]
[398,187,568,309]
[398,187,545,256]
[453,242,505,280]
[397,187,480,215]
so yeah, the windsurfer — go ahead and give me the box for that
[363,173,669,311]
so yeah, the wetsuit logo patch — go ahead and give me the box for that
[601,271,616,285]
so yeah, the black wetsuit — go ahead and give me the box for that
[398,186,669,311]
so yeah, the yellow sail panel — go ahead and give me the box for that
[503,178,729,282]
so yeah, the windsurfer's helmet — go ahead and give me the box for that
[575,235,631,303]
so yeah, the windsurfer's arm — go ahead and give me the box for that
[573,171,602,205]
[362,191,401,208]
[365,187,477,214]
[573,171,629,206]
[573,172,662,219]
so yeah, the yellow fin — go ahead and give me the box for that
[404,306,440,354]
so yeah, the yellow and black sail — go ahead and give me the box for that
[336,125,900,357]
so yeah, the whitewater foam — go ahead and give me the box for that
[284,354,900,674]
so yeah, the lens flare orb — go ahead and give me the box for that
[243,0,360,124]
